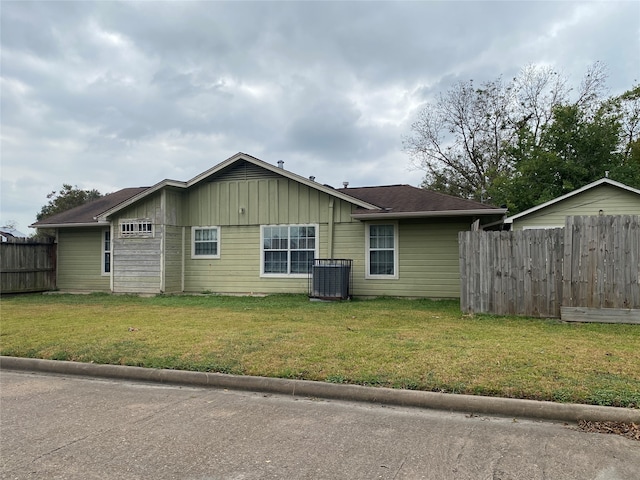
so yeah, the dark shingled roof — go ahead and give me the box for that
[337,184,500,214]
[31,187,149,226]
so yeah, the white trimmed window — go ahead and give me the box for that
[261,224,318,276]
[192,226,220,259]
[119,219,153,237]
[102,229,111,275]
[365,223,398,279]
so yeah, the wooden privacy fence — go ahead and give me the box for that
[459,215,640,320]
[0,238,56,294]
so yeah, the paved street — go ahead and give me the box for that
[1,370,638,479]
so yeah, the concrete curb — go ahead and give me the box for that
[2,356,638,424]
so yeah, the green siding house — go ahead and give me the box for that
[505,178,640,230]
[32,153,505,298]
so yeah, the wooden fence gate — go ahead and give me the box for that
[459,215,640,321]
[0,238,57,294]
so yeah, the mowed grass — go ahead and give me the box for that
[1,293,638,407]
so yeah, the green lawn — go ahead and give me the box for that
[1,293,638,407]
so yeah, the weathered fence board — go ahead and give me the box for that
[0,238,56,293]
[459,215,640,319]
[562,215,640,310]
[561,307,640,324]
[459,228,564,317]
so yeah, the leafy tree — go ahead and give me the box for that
[403,63,609,205]
[610,84,640,184]
[495,101,628,213]
[37,184,102,221]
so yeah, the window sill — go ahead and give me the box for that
[260,273,309,279]
[365,274,399,280]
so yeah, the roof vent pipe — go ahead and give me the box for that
[343,181,349,188]
[277,160,284,169]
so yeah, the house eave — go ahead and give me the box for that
[351,208,507,220]
[30,222,109,229]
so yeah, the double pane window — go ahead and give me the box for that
[263,225,316,275]
[367,224,397,277]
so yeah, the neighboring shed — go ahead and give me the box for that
[504,178,640,230]
[0,227,27,242]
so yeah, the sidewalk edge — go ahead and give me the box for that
[2,356,638,423]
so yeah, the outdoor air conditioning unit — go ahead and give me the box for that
[309,259,353,301]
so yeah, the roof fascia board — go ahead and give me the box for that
[32,222,109,229]
[186,153,380,210]
[504,178,640,224]
[351,208,507,220]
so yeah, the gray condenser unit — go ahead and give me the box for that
[309,259,353,300]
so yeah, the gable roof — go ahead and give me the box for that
[504,178,640,224]
[96,152,379,220]
[338,184,506,219]
[30,187,149,228]
[30,153,506,228]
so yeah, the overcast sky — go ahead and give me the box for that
[1,1,638,232]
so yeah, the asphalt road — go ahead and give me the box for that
[1,370,638,480]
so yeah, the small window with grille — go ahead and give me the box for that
[119,219,153,237]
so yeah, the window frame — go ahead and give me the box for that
[365,222,399,279]
[119,218,153,238]
[260,224,319,278]
[101,228,111,276]
[191,226,221,259]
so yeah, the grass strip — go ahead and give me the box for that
[1,293,638,407]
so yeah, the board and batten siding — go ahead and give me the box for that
[512,184,640,230]
[184,177,355,226]
[56,228,110,291]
